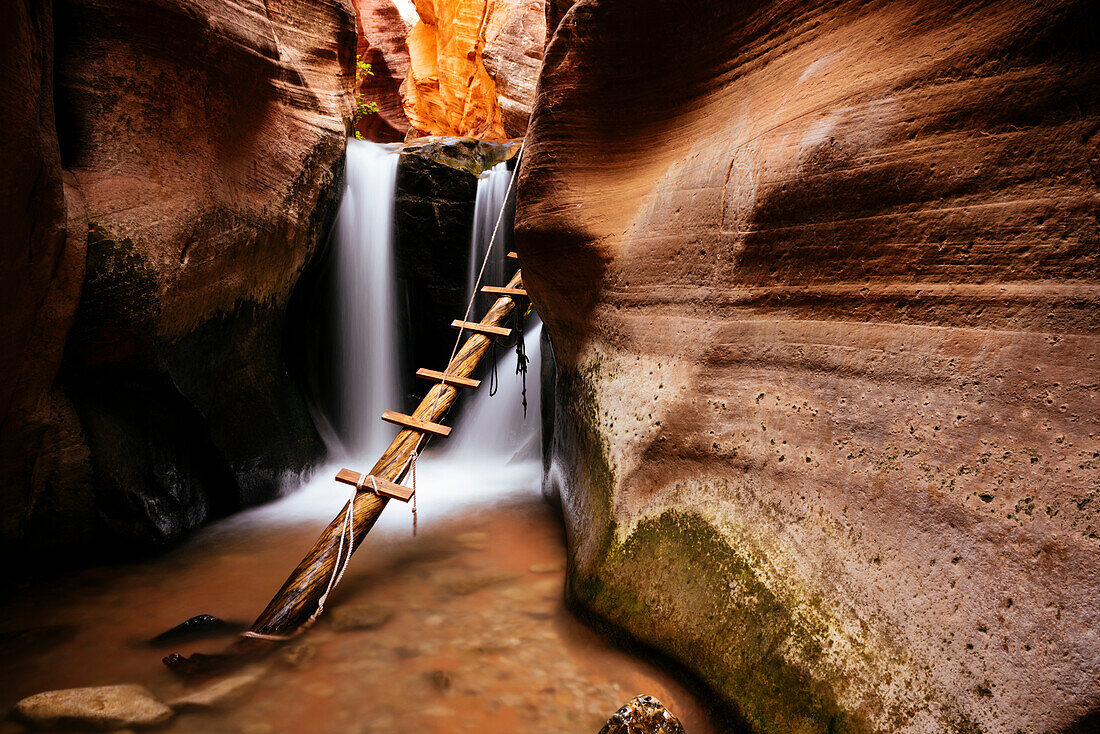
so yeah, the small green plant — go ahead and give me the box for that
[353,55,379,139]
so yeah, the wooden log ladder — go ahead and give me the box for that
[164,267,529,675]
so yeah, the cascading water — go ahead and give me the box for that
[465,162,512,312]
[261,147,540,534]
[332,139,403,459]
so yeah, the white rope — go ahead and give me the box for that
[432,165,520,418]
[243,161,516,643]
[241,481,358,642]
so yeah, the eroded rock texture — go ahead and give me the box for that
[402,0,544,138]
[0,0,355,566]
[353,0,413,141]
[518,1,1100,732]
[482,0,545,136]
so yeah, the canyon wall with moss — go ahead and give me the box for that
[0,0,355,567]
[517,1,1100,732]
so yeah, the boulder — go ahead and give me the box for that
[393,138,520,402]
[518,1,1100,732]
[13,685,172,730]
[598,695,685,734]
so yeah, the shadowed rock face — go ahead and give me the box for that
[0,0,355,567]
[517,1,1100,732]
[353,0,413,141]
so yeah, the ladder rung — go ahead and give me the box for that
[451,320,512,338]
[334,468,414,502]
[415,368,480,389]
[381,410,451,437]
[481,286,528,297]
[506,251,518,259]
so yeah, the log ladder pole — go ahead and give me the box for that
[164,267,529,675]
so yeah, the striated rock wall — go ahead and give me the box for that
[0,0,356,567]
[481,0,545,136]
[518,1,1100,732]
[0,0,89,561]
[401,0,544,139]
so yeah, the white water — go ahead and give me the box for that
[465,162,512,311]
[332,139,402,460]
[267,150,541,537]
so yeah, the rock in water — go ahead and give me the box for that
[168,668,264,710]
[147,614,243,645]
[330,605,394,632]
[598,696,685,734]
[13,685,172,730]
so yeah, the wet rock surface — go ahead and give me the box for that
[148,616,245,647]
[599,695,685,734]
[13,685,172,730]
[393,138,521,399]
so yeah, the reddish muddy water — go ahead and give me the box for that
[0,468,719,733]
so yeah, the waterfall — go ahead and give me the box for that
[465,162,511,312]
[449,319,542,463]
[289,147,540,532]
[332,139,402,459]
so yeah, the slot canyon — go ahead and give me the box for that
[0,0,1097,732]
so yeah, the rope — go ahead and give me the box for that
[410,449,417,536]
[241,161,518,645]
[432,164,520,420]
[241,479,358,642]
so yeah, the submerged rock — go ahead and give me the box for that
[168,668,264,710]
[330,605,394,632]
[598,696,685,734]
[13,685,172,730]
[147,614,244,646]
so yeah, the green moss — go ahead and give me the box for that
[556,359,864,731]
[572,509,867,734]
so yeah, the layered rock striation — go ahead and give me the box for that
[518,1,1100,732]
[353,0,414,141]
[0,0,356,566]
[400,0,544,139]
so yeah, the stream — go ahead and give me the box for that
[0,140,718,733]
[0,465,717,733]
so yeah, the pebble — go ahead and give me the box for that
[597,695,686,734]
[12,685,172,730]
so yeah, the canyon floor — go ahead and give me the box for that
[0,459,719,733]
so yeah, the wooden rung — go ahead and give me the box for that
[451,319,512,338]
[381,410,451,437]
[415,368,480,389]
[506,251,518,259]
[334,468,414,502]
[481,286,528,297]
